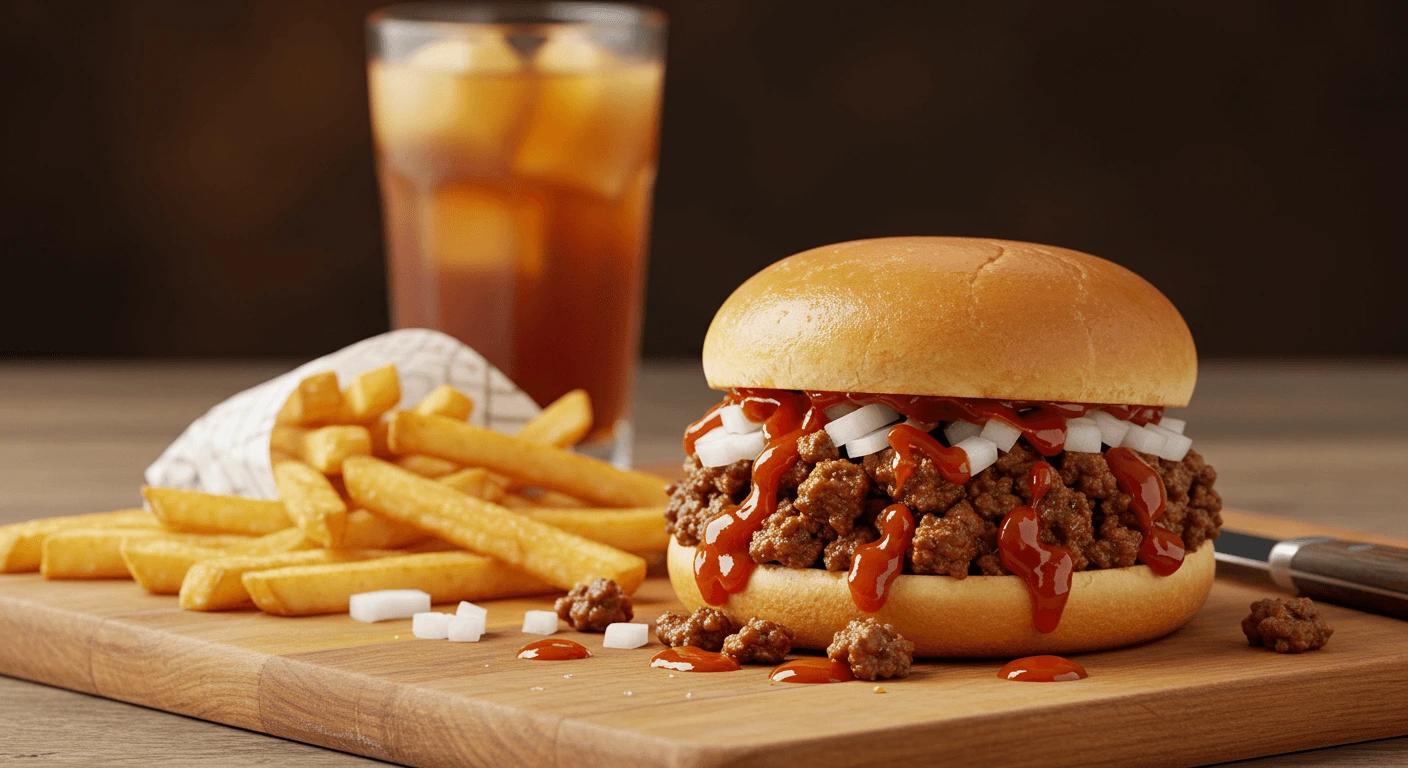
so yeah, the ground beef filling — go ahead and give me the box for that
[1242,597,1333,653]
[655,606,736,652]
[828,618,914,680]
[554,578,633,632]
[665,430,1222,578]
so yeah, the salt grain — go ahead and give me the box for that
[530,686,544,691]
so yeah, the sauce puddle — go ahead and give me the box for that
[517,639,591,660]
[650,646,741,672]
[769,658,856,684]
[999,655,1088,682]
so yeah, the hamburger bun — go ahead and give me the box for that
[668,539,1216,658]
[702,236,1197,406]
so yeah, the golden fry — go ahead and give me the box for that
[413,384,474,420]
[239,526,317,554]
[369,418,393,457]
[341,364,400,422]
[241,551,553,616]
[43,529,251,580]
[388,412,668,507]
[512,487,588,508]
[1,510,157,573]
[142,486,291,536]
[301,425,372,475]
[344,457,647,592]
[181,548,395,611]
[121,538,230,594]
[394,454,462,479]
[273,460,348,546]
[519,508,669,553]
[276,371,344,426]
[338,509,432,550]
[517,389,592,448]
[437,467,510,502]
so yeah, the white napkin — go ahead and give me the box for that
[144,328,541,500]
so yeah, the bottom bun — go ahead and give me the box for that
[667,540,1215,658]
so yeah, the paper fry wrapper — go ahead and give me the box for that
[144,329,541,500]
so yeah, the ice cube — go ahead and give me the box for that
[407,35,521,74]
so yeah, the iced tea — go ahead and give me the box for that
[367,6,665,462]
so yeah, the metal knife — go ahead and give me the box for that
[1215,531,1408,619]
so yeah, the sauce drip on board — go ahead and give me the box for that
[1104,446,1184,576]
[848,504,916,613]
[769,657,856,684]
[999,655,1088,682]
[650,646,741,673]
[997,462,1076,633]
[517,638,591,660]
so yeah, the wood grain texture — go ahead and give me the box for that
[2,517,1407,768]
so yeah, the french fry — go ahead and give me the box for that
[121,539,231,594]
[181,548,396,611]
[241,551,554,616]
[512,487,588,508]
[273,460,348,547]
[302,425,373,475]
[388,412,668,507]
[394,454,462,479]
[341,364,400,422]
[520,508,670,553]
[369,418,393,457]
[517,389,592,448]
[413,384,474,420]
[1,510,157,573]
[276,371,344,426]
[339,509,433,550]
[143,486,292,536]
[438,467,510,502]
[43,529,252,580]
[344,456,647,592]
[240,526,317,555]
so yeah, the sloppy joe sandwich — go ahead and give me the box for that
[664,237,1223,657]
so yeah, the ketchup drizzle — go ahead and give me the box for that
[770,657,856,684]
[999,655,1088,682]
[885,423,970,488]
[517,638,591,660]
[1105,447,1185,576]
[847,504,915,613]
[650,646,741,673]
[997,462,1076,633]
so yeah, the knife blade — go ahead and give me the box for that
[1215,530,1408,619]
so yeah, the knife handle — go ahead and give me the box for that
[1269,537,1408,619]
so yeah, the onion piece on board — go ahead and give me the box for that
[349,589,430,623]
[603,622,650,649]
[449,614,485,642]
[413,612,452,640]
[522,610,559,635]
[954,435,999,475]
[824,403,901,447]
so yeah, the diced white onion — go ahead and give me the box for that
[955,436,999,475]
[824,403,901,447]
[1087,410,1130,447]
[719,404,763,434]
[696,430,765,467]
[1157,432,1193,462]
[412,612,452,640]
[448,614,485,642]
[1122,424,1168,455]
[844,424,893,458]
[349,589,430,623]
[903,418,937,432]
[980,419,1022,452]
[824,403,859,420]
[522,610,559,635]
[456,600,488,620]
[1157,417,1186,434]
[1063,419,1103,453]
[602,622,650,649]
[695,426,727,446]
[943,420,982,446]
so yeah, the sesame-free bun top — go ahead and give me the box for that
[702,237,1198,406]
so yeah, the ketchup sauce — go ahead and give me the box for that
[847,504,915,613]
[996,462,1076,633]
[1105,447,1185,576]
[770,657,856,684]
[999,655,1088,682]
[886,423,970,487]
[650,646,741,673]
[517,639,591,660]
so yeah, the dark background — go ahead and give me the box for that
[1,1,1404,358]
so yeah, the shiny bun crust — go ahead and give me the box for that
[702,237,1198,406]
[667,540,1215,657]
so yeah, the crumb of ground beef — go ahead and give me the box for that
[655,606,736,651]
[1242,597,1333,653]
[797,430,840,464]
[909,501,990,578]
[1035,481,1097,571]
[713,458,753,498]
[1158,449,1223,550]
[966,466,1024,522]
[862,450,965,513]
[664,456,751,546]
[827,618,914,681]
[778,458,813,496]
[554,578,633,632]
[721,618,793,663]
[795,459,870,535]
[823,525,877,571]
[749,499,826,567]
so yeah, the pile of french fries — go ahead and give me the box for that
[0,364,671,618]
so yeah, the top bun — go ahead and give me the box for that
[702,237,1197,406]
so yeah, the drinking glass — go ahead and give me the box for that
[367,2,666,466]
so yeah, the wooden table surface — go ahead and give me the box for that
[2,358,1406,766]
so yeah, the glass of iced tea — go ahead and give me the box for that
[367,3,665,466]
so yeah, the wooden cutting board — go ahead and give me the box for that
[2,509,1406,768]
